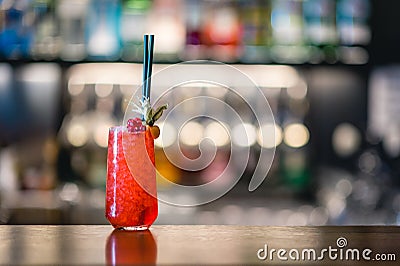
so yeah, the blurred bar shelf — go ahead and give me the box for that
[0,0,371,65]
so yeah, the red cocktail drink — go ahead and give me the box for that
[105,124,158,230]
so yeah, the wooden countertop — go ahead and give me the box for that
[0,225,399,265]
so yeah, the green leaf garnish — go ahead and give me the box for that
[151,104,168,124]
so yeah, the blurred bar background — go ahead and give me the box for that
[1,0,400,226]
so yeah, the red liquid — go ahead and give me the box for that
[105,126,158,230]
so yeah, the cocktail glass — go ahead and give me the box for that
[105,125,158,230]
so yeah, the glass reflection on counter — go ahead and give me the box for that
[106,229,157,265]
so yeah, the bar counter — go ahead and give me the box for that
[0,225,399,265]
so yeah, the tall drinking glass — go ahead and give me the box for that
[105,125,158,230]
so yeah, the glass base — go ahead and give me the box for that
[118,225,149,231]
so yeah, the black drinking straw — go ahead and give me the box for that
[142,34,154,105]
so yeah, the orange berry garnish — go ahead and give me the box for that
[148,125,160,139]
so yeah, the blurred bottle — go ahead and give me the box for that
[120,0,152,61]
[0,0,34,59]
[30,0,61,60]
[270,0,307,63]
[337,0,370,46]
[303,0,337,46]
[182,0,204,60]
[278,83,311,195]
[336,0,370,64]
[303,0,338,63]
[147,0,185,61]
[239,0,272,63]
[86,0,121,60]
[369,66,400,160]
[281,150,310,195]
[201,0,242,62]
[15,63,61,190]
[57,0,89,61]
[271,0,303,46]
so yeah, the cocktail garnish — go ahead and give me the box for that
[131,97,167,138]
[132,97,168,126]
